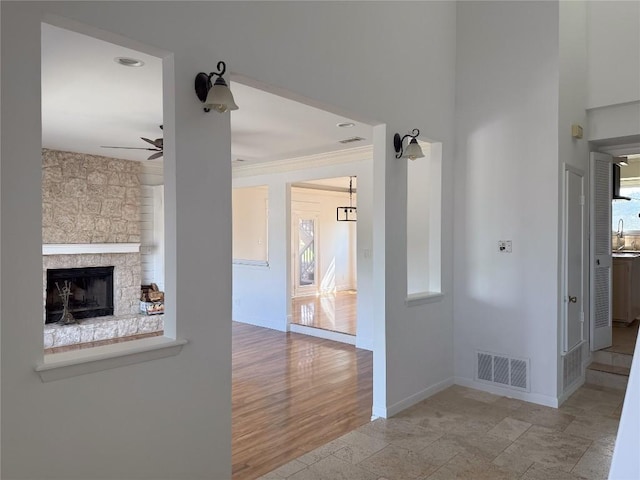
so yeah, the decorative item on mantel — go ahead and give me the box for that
[56,280,77,325]
[140,283,165,315]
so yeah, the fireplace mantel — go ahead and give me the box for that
[43,243,140,255]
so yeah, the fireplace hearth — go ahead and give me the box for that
[46,266,114,324]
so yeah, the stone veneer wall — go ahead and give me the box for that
[42,149,141,244]
[42,252,165,348]
[41,150,163,347]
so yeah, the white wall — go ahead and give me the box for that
[292,187,357,294]
[140,164,165,290]
[586,1,640,145]
[140,185,155,282]
[139,163,164,289]
[587,1,640,110]
[1,2,457,477]
[558,0,590,396]
[454,1,561,404]
[609,335,640,479]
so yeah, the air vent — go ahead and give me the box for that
[339,136,365,144]
[476,351,530,392]
[563,345,583,391]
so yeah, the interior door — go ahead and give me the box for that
[590,152,613,351]
[564,166,585,353]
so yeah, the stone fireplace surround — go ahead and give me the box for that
[42,150,163,349]
[43,246,164,348]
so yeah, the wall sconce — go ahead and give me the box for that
[194,61,239,113]
[394,129,425,160]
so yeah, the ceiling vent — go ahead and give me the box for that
[339,136,365,144]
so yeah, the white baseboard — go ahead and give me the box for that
[233,317,287,332]
[289,324,356,345]
[454,376,559,408]
[558,375,585,406]
[374,377,455,419]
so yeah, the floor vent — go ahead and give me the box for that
[476,351,530,392]
[563,345,583,391]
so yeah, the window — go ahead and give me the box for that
[612,185,640,232]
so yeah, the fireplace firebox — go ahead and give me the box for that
[46,266,114,324]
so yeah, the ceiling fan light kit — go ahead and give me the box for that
[195,61,239,113]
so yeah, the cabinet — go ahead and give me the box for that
[612,255,640,323]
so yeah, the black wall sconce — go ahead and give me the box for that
[195,61,239,113]
[394,128,425,160]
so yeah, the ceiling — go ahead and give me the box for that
[41,24,372,165]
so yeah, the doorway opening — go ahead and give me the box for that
[229,76,378,478]
[290,177,358,341]
[586,145,640,392]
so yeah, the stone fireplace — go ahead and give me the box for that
[42,150,163,349]
[46,265,114,324]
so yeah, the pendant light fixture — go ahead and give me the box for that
[194,61,239,113]
[337,176,357,222]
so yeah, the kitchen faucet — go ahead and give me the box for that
[617,218,625,250]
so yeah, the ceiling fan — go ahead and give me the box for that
[101,125,163,160]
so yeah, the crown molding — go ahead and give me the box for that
[232,145,373,178]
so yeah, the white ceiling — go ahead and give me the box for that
[41,24,372,164]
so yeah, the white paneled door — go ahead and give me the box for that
[563,165,585,353]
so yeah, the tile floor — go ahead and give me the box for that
[607,320,639,355]
[259,383,625,480]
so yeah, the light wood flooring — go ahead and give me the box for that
[232,321,372,479]
[290,290,357,336]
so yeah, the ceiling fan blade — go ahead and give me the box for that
[100,146,159,151]
[141,137,163,149]
[147,151,164,160]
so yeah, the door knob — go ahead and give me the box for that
[568,296,577,303]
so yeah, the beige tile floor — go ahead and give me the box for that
[259,383,625,480]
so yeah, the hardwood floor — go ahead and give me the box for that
[232,321,372,479]
[290,290,357,335]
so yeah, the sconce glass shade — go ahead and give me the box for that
[403,138,425,160]
[204,77,239,113]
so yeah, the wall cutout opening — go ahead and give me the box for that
[41,22,166,353]
[233,185,269,265]
[406,141,442,302]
